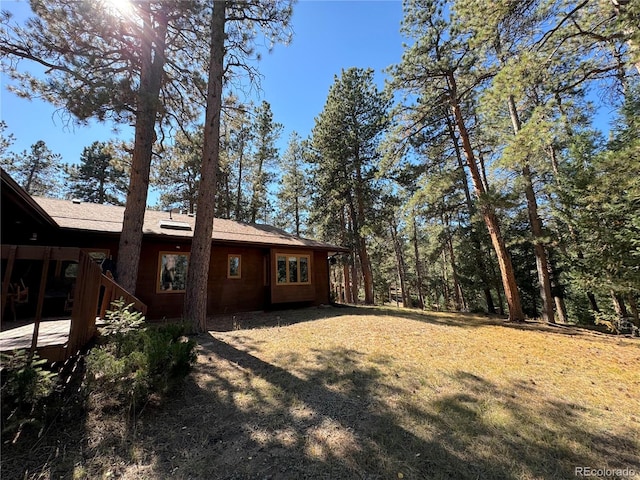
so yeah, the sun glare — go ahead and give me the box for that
[103,0,136,19]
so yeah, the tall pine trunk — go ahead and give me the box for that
[446,228,466,311]
[507,95,555,323]
[354,164,375,304]
[184,1,226,332]
[446,114,495,313]
[447,73,524,321]
[412,216,426,309]
[390,218,409,307]
[116,8,168,293]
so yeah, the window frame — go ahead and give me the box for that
[157,251,190,293]
[61,249,110,279]
[227,254,242,279]
[275,253,311,285]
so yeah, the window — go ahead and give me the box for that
[276,254,310,284]
[227,255,241,279]
[63,250,109,279]
[157,252,190,293]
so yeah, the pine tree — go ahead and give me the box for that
[389,0,525,321]
[152,129,203,214]
[184,0,293,332]
[66,141,127,205]
[248,100,282,224]
[274,132,309,236]
[0,121,15,159]
[1,0,208,292]
[4,140,62,196]
[310,67,390,305]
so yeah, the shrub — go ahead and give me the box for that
[101,297,145,337]
[1,350,58,437]
[86,300,196,413]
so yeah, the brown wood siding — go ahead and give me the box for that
[6,237,333,320]
[135,241,191,319]
[207,246,267,314]
[270,249,328,305]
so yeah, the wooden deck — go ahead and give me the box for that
[2,246,147,362]
[0,319,71,361]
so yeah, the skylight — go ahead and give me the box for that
[159,220,192,231]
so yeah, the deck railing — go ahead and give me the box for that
[98,271,148,319]
[1,245,147,360]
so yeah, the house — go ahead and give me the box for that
[1,169,347,321]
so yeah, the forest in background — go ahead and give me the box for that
[1,0,638,329]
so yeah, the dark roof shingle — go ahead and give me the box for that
[33,197,347,251]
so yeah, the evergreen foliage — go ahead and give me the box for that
[1,0,637,326]
[3,140,62,196]
[153,129,203,214]
[274,131,310,236]
[309,67,390,304]
[65,141,127,205]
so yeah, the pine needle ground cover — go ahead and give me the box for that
[4,306,639,479]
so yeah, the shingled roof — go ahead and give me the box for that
[33,197,347,252]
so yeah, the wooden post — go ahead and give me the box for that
[68,251,102,355]
[30,247,51,354]
[1,245,17,317]
[99,274,114,319]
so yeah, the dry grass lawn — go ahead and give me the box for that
[4,306,640,479]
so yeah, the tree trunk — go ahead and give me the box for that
[447,73,524,321]
[587,292,600,312]
[441,249,451,309]
[611,292,628,318]
[445,114,496,314]
[98,174,105,204]
[412,216,425,310]
[25,161,38,194]
[506,95,555,323]
[353,165,375,304]
[628,294,639,327]
[390,218,409,308]
[350,255,359,304]
[554,295,568,323]
[343,263,352,304]
[184,1,226,333]
[446,229,466,311]
[116,8,168,293]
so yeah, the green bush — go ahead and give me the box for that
[1,350,58,437]
[86,300,196,412]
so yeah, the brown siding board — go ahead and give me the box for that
[270,249,328,305]
[135,241,190,319]
[134,242,270,319]
[207,246,266,314]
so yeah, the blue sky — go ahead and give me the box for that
[1,1,405,175]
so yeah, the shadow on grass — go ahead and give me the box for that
[209,304,630,343]
[2,308,640,480]
[0,354,90,480]
[112,335,638,479]
[6,332,638,479]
